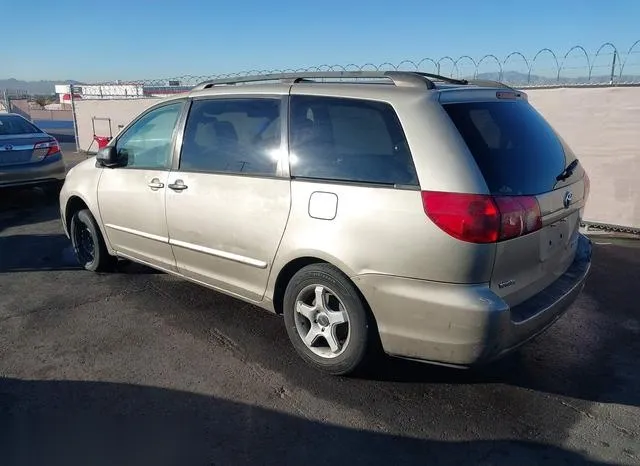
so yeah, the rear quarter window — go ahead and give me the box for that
[443,101,574,195]
[289,96,418,186]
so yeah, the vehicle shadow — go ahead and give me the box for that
[0,234,80,273]
[0,377,610,466]
[0,233,161,274]
[0,187,61,233]
[115,259,164,274]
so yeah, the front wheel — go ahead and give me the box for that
[70,209,117,272]
[283,263,376,376]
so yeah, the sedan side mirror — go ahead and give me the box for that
[96,146,122,168]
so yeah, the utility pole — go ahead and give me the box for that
[2,88,9,113]
[69,84,81,153]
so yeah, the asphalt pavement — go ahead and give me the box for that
[0,156,639,465]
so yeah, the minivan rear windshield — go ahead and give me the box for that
[443,101,569,195]
[0,115,41,135]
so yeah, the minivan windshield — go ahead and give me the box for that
[443,101,575,195]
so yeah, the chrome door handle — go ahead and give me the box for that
[148,178,164,189]
[168,180,188,191]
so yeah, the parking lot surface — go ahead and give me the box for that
[0,156,639,465]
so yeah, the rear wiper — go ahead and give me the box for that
[556,159,579,181]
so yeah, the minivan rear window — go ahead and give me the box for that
[443,101,569,195]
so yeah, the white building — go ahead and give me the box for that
[82,84,145,99]
[54,81,189,101]
[54,84,82,106]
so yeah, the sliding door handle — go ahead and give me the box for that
[168,180,188,191]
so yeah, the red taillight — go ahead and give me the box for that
[583,173,590,204]
[34,140,60,157]
[495,196,542,240]
[421,192,500,243]
[422,191,542,244]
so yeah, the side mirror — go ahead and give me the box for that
[96,146,122,167]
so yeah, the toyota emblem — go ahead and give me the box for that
[3,144,13,151]
[563,191,573,209]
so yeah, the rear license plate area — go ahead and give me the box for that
[539,219,575,262]
[0,151,32,165]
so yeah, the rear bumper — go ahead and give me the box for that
[354,234,592,366]
[0,153,66,188]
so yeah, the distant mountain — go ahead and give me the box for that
[0,79,82,95]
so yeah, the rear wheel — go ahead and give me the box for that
[70,209,117,272]
[283,263,376,375]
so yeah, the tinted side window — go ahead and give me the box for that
[116,102,183,169]
[180,98,281,176]
[443,101,572,195]
[289,96,418,186]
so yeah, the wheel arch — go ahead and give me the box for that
[271,255,377,327]
[64,195,90,235]
[272,256,328,315]
[63,194,114,254]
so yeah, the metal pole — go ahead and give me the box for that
[69,84,81,153]
[610,51,617,85]
[2,88,9,112]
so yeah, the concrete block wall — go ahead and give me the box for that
[7,99,31,119]
[526,87,640,229]
[29,108,73,121]
[74,98,161,152]
[73,87,640,228]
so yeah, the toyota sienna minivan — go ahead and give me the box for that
[60,71,592,375]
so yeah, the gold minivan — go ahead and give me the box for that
[60,72,592,375]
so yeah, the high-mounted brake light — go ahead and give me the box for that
[34,140,60,158]
[422,191,542,244]
[496,91,524,100]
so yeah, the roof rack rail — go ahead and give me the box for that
[192,71,433,90]
[191,71,479,91]
[412,72,469,86]
[466,79,515,90]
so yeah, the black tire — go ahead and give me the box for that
[283,263,376,376]
[70,209,117,272]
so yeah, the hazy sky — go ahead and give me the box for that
[3,0,640,82]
